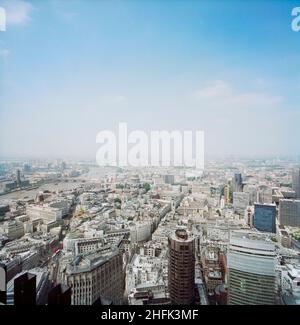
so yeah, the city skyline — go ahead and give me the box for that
[0,0,300,160]
[2,0,300,312]
[1,147,300,307]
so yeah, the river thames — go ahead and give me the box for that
[0,166,119,204]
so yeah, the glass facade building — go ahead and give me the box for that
[228,231,277,305]
[253,203,276,233]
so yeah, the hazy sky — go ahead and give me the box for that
[0,0,300,160]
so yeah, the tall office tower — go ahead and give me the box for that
[168,229,195,305]
[14,272,36,305]
[48,284,71,305]
[228,231,277,305]
[253,203,277,233]
[292,168,300,199]
[16,169,21,186]
[279,199,300,227]
[233,173,243,192]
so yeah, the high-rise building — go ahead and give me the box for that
[168,229,195,305]
[6,268,49,305]
[279,199,300,228]
[292,168,300,199]
[253,203,276,233]
[232,173,243,192]
[16,169,21,186]
[228,231,277,305]
[14,272,36,305]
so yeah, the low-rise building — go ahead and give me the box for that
[2,220,24,240]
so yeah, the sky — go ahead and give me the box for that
[0,0,300,160]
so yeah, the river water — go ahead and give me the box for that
[0,166,119,204]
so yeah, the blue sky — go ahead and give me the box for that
[0,0,300,159]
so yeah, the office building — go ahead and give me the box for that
[3,221,25,240]
[281,264,300,305]
[202,247,223,293]
[48,199,71,217]
[14,272,36,305]
[130,221,152,243]
[168,229,195,305]
[292,168,300,199]
[233,173,243,192]
[228,231,277,305]
[253,203,276,233]
[60,247,124,305]
[26,205,63,222]
[233,192,249,214]
[257,185,272,204]
[7,268,49,305]
[277,225,292,248]
[279,199,300,228]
